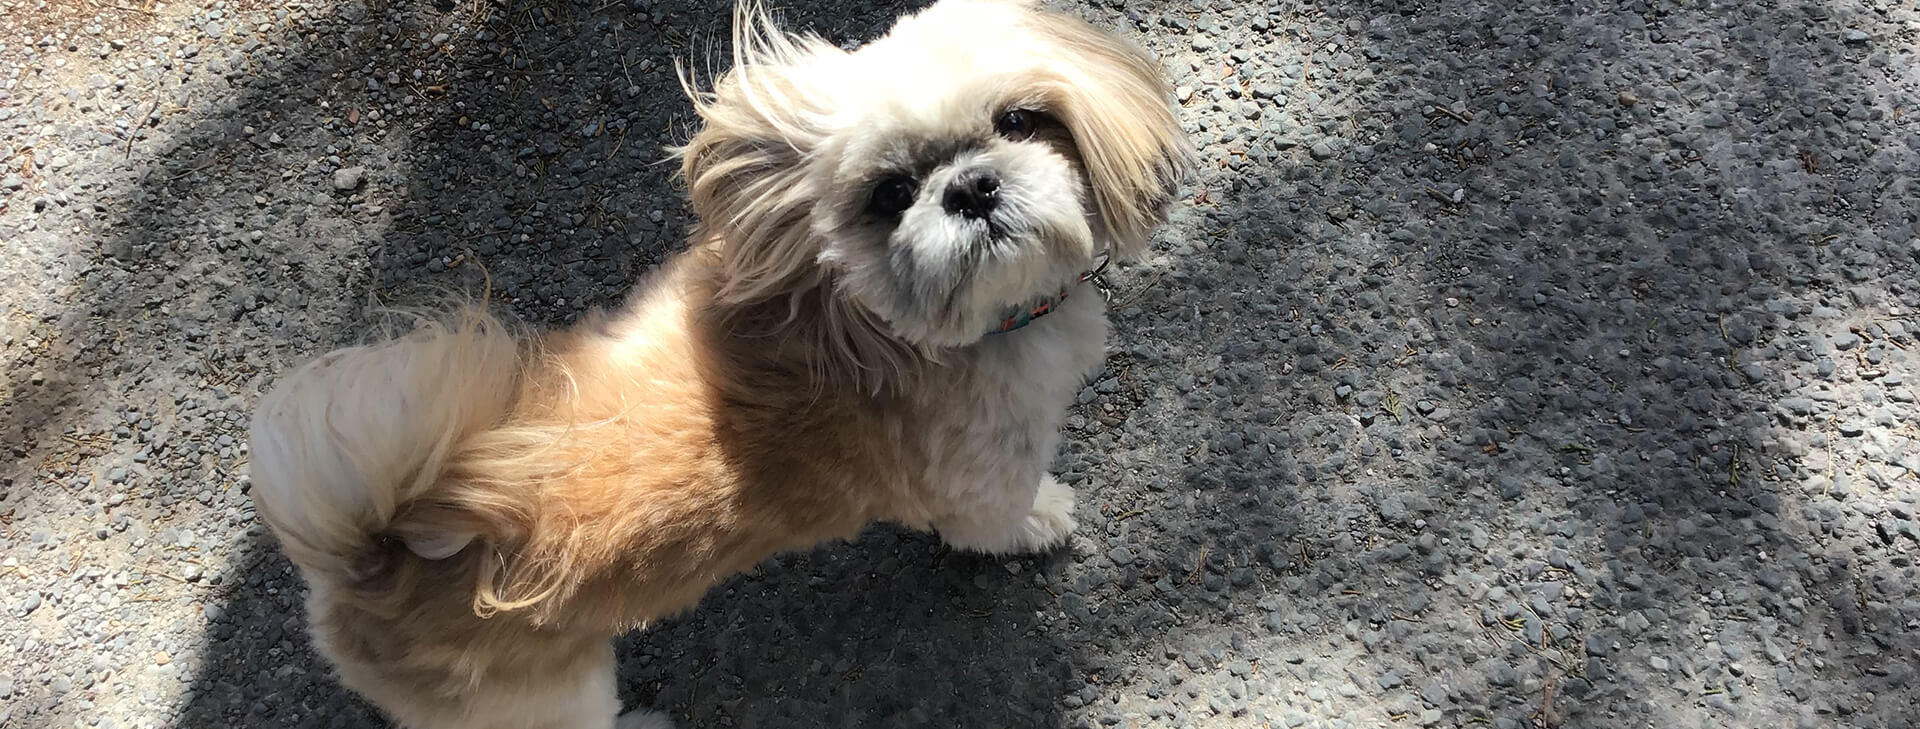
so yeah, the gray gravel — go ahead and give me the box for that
[4,0,1919,728]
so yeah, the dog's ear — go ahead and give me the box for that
[677,4,847,304]
[1021,8,1192,259]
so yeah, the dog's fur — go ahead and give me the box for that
[246,2,1189,727]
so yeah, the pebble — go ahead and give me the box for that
[1625,611,1652,634]
[331,166,366,191]
[1498,476,1525,500]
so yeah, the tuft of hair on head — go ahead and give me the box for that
[1017,6,1194,259]
[671,1,848,306]
[663,4,926,393]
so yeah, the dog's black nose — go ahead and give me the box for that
[943,168,1001,220]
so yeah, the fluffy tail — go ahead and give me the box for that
[247,311,523,585]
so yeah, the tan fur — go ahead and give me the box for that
[269,255,928,728]
[246,1,1190,727]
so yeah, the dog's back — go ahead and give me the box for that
[241,266,891,727]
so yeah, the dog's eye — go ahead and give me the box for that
[868,176,919,217]
[994,109,1044,141]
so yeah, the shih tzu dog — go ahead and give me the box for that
[245,1,1190,727]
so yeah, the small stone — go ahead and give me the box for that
[1498,476,1525,500]
[1618,91,1638,107]
[430,32,451,45]
[17,594,40,615]
[1310,138,1339,160]
[1585,657,1610,683]
[1108,547,1135,566]
[332,166,366,191]
[155,652,171,666]
[1489,666,1518,686]
[1843,29,1869,43]
[1176,86,1195,103]
[1624,611,1651,634]
[1377,496,1410,524]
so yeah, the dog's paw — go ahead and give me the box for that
[935,475,1079,555]
[1019,475,1077,550]
[616,709,675,729]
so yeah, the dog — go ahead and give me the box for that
[245,1,1190,726]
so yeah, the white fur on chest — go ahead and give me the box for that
[908,285,1108,525]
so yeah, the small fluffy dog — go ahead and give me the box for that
[246,1,1189,727]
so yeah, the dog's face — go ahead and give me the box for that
[682,0,1190,347]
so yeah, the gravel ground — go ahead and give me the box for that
[4,0,1919,727]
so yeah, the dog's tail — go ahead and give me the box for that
[247,311,525,591]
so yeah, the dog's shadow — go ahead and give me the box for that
[179,528,1070,728]
[622,526,1073,728]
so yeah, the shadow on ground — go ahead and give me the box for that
[1056,0,1916,724]
[180,528,1076,727]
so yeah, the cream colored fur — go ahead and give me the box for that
[246,1,1189,727]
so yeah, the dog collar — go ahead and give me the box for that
[985,256,1109,336]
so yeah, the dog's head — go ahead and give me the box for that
[680,0,1191,348]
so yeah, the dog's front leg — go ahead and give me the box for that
[932,474,1077,554]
